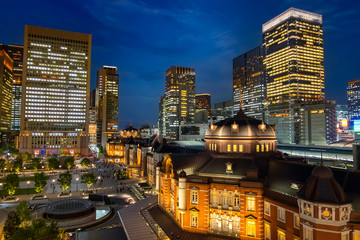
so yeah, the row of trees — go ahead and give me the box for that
[57,171,97,192]
[0,157,92,173]
[3,201,66,240]
[2,171,97,196]
[1,172,47,196]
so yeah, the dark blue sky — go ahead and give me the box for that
[1,0,359,128]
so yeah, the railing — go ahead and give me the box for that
[140,203,169,240]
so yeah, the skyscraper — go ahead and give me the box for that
[0,44,23,131]
[19,25,91,155]
[347,79,360,123]
[163,66,195,140]
[96,66,119,147]
[233,46,265,120]
[89,89,97,146]
[0,50,13,131]
[195,93,211,123]
[195,93,211,111]
[263,8,325,143]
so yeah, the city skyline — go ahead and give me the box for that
[1,0,359,127]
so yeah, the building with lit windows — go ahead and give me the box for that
[0,50,14,131]
[263,8,325,144]
[162,66,195,140]
[299,100,337,145]
[233,46,265,120]
[0,44,23,131]
[195,93,211,122]
[156,110,360,240]
[347,79,360,123]
[211,100,234,122]
[96,66,119,148]
[19,25,91,156]
[88,89,97,146]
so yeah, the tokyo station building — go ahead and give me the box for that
[156,110,360,240]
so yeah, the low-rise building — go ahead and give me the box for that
[156,110,360,239]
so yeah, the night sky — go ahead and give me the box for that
[1,0,359,128]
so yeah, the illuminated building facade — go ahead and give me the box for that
[96,66,119,148]
[0,50,14,131]
[233,46,265,120]
[263,8,325,144]
[19,25,91,155]
[211,100,234,122]
[156,110,360,240]
[336,105,353,141]
[0,44,23,131]
[195,93,211,122]
[163,66,195,140]
[299,100,337,145]
[158,96,165,137]
[88,89,97,145]
[347,79,360,123]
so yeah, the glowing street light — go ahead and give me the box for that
[27,181,30,195]
[76,177,79,192]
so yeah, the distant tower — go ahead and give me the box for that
[263,8,325,144]
[96,66,119,148]
[0,44,23,131]
[163,66,195,140]
[0,50,14,131]
[233,46,265,120]
[347,79,360,123]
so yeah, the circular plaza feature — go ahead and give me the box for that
[44,199,95,220]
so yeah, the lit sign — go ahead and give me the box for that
[354,120,360,132]
[89,124,96,134]
[341,119,348,127]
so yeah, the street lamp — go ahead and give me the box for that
[76,177,79,192]
[0,183,3,191]
[52,179,56,193]
[27,181,30,195]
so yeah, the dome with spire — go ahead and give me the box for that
[205,110,277,154]
[298,164,348,204]
[206,109,276,138]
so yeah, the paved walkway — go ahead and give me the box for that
[149,205,238,240]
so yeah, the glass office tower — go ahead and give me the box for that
[19,25,91,155]
[263,8,324,143]
[163,66,195,140]
[96,66,119,148]
[0,50,13,131]
[233,46,265,120]
[0,44,23,131]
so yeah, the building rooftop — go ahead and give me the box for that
[262,7,322,32]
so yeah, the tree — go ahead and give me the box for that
[1,143,19,156]
[3,211,20,239]
[4,202,67,240]
[64,157,75,170]
[34,172,47,193]
[12,157,23,173]
[81,173,97,190]
[58,171,72,192]
[22,152,33,164]
[80,158,91,169]
[4,173,20,196]
[47,157,59,171]
[0,158,5,171]
[31,158,41,172]
[15,201,32,227]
